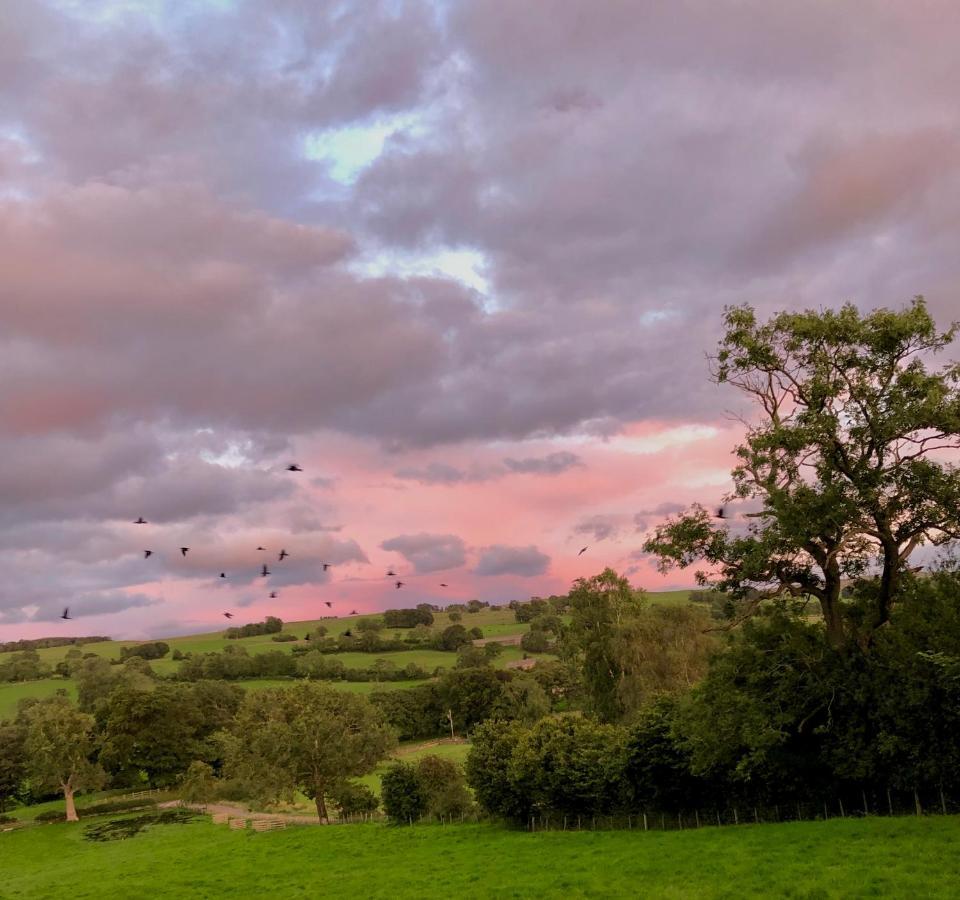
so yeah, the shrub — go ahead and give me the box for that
[271,633,298,643]
[438,624,470,651]
[520,630,551,653]
[179,761,216,803]
[468,627,483,640]
[381,762,426,824]
[329,781,379,818]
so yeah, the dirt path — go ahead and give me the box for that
[160,800,320,825]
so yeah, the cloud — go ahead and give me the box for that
[33,591,160,622]
[502,451,584,475]
[380,533,468,573]
[574,515,623,542]
[474,545,550,578]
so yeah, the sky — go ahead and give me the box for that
[2,0,960,639]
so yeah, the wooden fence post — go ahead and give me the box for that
[886,788,893,816]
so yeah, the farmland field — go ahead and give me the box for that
[2,814,958,898]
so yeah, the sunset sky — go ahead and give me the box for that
[2,1,960,639]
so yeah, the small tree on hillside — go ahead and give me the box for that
[0,723,26,812]
[22,696,106,821]
[224,683,395,822]
[644,298,960,648]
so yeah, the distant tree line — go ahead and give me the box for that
[0,637,111,655]
[223,615,284,639]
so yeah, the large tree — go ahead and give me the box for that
[644,298,960,647]
[21,696,105,822]
[224,683,394,822]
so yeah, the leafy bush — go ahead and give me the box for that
[329,780,379,818]
[381,762,425,824]
[520,630,551,653]
[271,633,298,643]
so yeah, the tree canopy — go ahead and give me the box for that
[645,298,960,647]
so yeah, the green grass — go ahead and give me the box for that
[0,679,76,719]
[3,815,960,898]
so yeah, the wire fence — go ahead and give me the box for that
[522,786,960,833]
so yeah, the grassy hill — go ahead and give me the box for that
[0,592,694,719]
[2,813,958,898]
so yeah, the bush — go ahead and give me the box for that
[0,813,16,824]
[384,608,434,628]
[417,755,474,819]
[179,761,216,803]
[438,624,470,651]
[468,627,483,640]
[271,633,298,643]
[329,781,379,818]
[520,630,551,653]
[381,762,425,824]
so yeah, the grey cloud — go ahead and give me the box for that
[474,545,550,578]
[503,451,584,475]
[380,533,467,573]
[574,515,623,542]
[33,591,160,622]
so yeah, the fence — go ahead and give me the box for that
[522,786,960,833]
[117,788,164,802]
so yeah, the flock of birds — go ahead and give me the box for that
[55,469,754,625]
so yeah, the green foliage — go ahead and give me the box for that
[0,723,26,812]
[224,682,395,822]
[21,696,106,820]
[438,624,470,651]
[519,630,550,653]
[380,761,425,824]
[224,616,284,640]
[179,761,216,803]
[381,755,472,824]
[328,780,379,817]
[383,608,434,628]
[646,298,960,646]
[562,568,647,721]
[270,633,298,642]
[119,641,170,661]
[0,649,53,683]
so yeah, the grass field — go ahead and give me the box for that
[2,815,958,898]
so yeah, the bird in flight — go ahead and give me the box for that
[322,563,331,572]
[61,607,71,620]
[395,580,405,589]
[350,609,358,615]
[578,546,588,556]
[287,464,303,472]
[343,629,352,637]
[324,601,333,608]
[715,506,728,519]
[439,583,449,588]
[180,547,190,557]
[144,550,153,559]
[134,517,147,525]
[219,573,226,579]
[257,546,267,552]
[223,612,234,619]
[269,591,278,599]
[386,570,397,577]
[261,564,271,577]
[278,549,289,561]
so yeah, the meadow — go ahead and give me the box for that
[3,814,959,898]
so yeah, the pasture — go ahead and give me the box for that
[2,814,959,898]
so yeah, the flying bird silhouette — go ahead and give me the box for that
[257,546,267,552]
[144,550,153,559]
[350,609,358,615]
[278,549,289,561]
[261,564,271,577]
[287,464,303,472]
[219,573,226,579]
[578,546,588,556]
[324,601,333,608]
[134,517,147,524]
[180,547,189,557]
[715,506,728,519]
[269,591,278,599]
[386,570,396,577]
[395,581,405,589]
[322,563,331,572]
[439,583,449,588]
[223,612,234,619]
[61,607,71,620]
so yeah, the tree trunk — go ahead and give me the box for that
[314,790,329,824]
[63,783,78,822]
[820,568,846,648]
